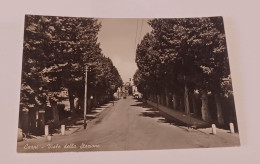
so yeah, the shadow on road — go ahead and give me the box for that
[157,113,187,127]
[132,101,165,118]
[139,110,161,118]
[130,101,152,108]
[135,102,188,127]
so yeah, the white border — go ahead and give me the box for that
[0,0,260,163]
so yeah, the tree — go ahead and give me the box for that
[135,17,234,125]
[20,15,123,134]
[135,33,169,106]
[21,15,49,113]
[186,17,230,124]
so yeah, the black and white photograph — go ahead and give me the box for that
[16,15,240,153]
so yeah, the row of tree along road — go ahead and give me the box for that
[19,15,123,136]
[134,17,238,130]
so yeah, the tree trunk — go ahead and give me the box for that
[201,90,212,122]
[156,94,159,109]
[96,94,99,106]
[68,88,75,115]
[215,94,225,126]
[74,97,78,110]
[165,94,169,107]
[179,96,184,111]
[160,94,164,105]
[51,101,59,126]
[157,94,161,104]
[184,82,190,114]
[22,110,29,135]
[172,93,177,110]
[94,93,97,107]
[88,99,92,112]
[29,108,37,134]
[78,95,84,111]
[191,93,198,115]
[37,108,45,135]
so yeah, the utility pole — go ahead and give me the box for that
[84,65,88,129]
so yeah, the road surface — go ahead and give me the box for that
[17,96,240,153]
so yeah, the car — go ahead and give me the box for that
[133,92,142,99]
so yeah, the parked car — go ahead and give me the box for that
[133,92,142,99]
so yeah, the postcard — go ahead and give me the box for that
[17,15,240,153]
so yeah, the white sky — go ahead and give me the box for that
[97,18,152,83]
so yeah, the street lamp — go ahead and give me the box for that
[83,65,88,129]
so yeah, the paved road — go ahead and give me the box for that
[17,97,240,153]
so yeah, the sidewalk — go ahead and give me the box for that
[147,100,210,128]
[19,101,115,143]
[71,101,116,133]
[58,101,116,135]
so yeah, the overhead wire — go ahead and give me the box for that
[134,19,139,49]
[138,19,144,44]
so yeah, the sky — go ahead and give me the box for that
[97,18,152,83]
